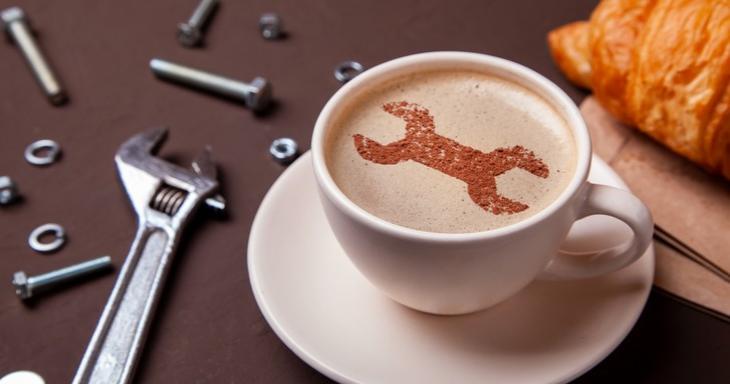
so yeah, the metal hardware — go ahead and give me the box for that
[204,195,226,217]
[28,223,66,253]
[1,7,67,105]
[334,60,364,83]
[25,139,61,166]
[269,137,298,164]
[73,128,221,384]
[178,0,219,47]
[12,256,113,300]
[0,176,19,205]
[259,13,283,40]
[151,185,188,215]
[0,370,45,384]
[150,58,272,112]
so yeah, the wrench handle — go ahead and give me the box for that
[73,224,177,384]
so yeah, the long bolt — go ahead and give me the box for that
[178,0,219,47]
[12,256,113,300]
[1,7,67,105]
[150,58,272,112]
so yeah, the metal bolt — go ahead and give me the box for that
[0,176,19,205]
[178,0,219,47]
[259,13,283,40]
[1,7,67,105]
[12,256,113,300]
[150,58,272,112]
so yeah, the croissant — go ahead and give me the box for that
[548,0,730,180]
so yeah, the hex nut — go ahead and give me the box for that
[245,76,273,111]
[12,271,31,299]
[259,13,283,40]
[1,6,25,28]
[270,138,298,165]
[177,23,202,47]
[0,176,19,205]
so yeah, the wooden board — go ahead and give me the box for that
[580,96,730,317]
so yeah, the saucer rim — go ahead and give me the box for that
[248,151,654,384]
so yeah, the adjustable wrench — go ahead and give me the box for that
[73,128,220,384]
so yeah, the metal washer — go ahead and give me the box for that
[28,223,66,253]
[25,139,61,166]
[334,61,364,83]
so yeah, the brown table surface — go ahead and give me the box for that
[0,1,728,382]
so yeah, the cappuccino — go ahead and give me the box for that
[325,69,577,233]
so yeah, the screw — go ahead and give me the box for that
[259,13,283,40]
[0,176,19,205]
[178,0,219,47]
[1,7,67,105]
[150,58,272,112]
[12,256,113,300]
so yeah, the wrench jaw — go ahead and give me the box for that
[115,128,220,224]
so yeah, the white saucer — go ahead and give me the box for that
[248,152,654,384]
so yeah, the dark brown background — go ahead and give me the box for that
[0,1,727,382]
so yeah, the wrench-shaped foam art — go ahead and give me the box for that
[354,101,550,215]
[73,128,220,384]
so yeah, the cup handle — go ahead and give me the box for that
[540,183,654,280]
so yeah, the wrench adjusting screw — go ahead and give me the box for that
[12,256,113,300]
[259,13,283,40]
[1,7,67,105]
[150,58,272,112]
[0,176,20,205]
[178,0,219,47]
[270,137,298,164]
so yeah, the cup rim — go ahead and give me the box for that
[312,51,591,243]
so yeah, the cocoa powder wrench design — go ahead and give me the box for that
[353,101,550,215]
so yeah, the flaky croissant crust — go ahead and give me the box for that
[548,0,730,180]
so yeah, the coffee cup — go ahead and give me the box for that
[312,51,653,315]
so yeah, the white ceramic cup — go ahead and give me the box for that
[312,52,653,315]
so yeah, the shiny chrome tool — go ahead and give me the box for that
[72,128,221,384]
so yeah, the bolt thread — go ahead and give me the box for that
[150,58,254,102]
[29,256,113,290]
[188,0,218,27]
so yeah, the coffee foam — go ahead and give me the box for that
[325,69,577,233]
